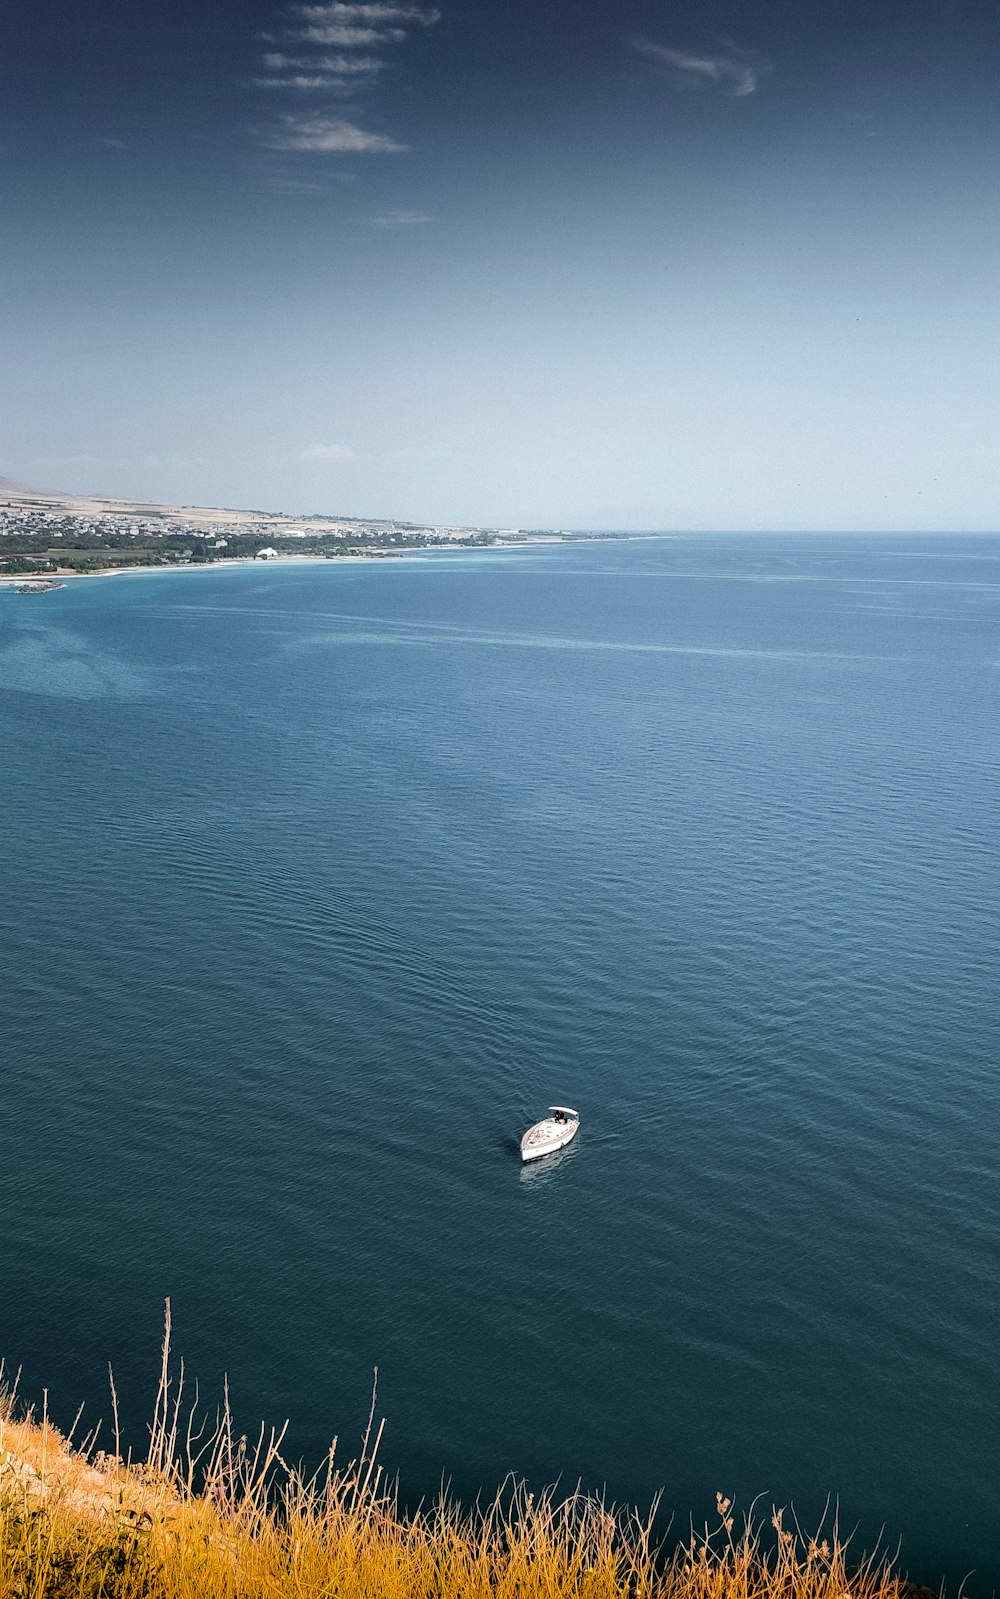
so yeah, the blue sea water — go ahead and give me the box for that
[1,535,999,1589]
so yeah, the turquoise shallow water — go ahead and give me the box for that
[1,535,999,1589]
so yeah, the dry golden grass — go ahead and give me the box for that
[0,1306,928,1599]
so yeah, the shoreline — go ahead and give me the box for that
[0,533,646,587]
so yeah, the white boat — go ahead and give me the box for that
[520,1106,580,1162]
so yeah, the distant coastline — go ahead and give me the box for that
[0,472,631,581]
[0,535,634,588]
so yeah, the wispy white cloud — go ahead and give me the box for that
[270,116,407,151]
[257,74,355,89]
[366,209,431,225]
[300,442,356,461]
[255,0,439,155]
[295,4,439,23]
[631,37,767,97]
[256,50,387,92]
[296,24,405,45]
[263,51,385,73]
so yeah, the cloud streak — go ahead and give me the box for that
[263,51,386,74]
[631,37,766,97]
[366,209,431,225]
[296,25,405,46]
[257,51,388,90]
[255,0,439,149]
[300,442,355,460]
[295,3,439,22]
[269,116,407,150]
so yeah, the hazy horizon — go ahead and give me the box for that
[5,470,1000,535]
[4,0,999,529]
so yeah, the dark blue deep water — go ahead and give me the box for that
[2,536,998,1589]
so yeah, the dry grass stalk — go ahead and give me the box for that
[0,1311,929,1599]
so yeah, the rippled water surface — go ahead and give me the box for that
[2,536,998,1589]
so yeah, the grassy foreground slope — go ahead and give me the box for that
[0,1317,929,1599]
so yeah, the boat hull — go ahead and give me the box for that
[520,1117,579,1162]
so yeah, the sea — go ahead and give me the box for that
[1,534,998,1590]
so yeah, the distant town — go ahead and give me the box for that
[0,476,589,578]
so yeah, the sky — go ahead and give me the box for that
[2,0,1000,528]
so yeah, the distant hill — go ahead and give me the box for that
[0,475,75,503]
[0,472,486,538]
[0,474,318,528]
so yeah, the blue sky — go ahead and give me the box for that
[3,0,999,528]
